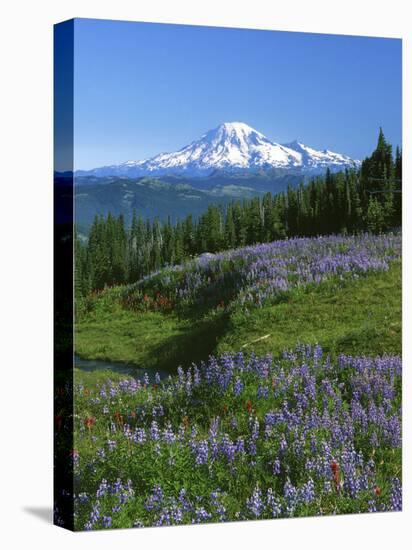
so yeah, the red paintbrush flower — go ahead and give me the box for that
[114,411,123,424]
[84,416,96,429]
[331,460,341,488]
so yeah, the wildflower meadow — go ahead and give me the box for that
[72,345,402,529]
[68,232,402,530]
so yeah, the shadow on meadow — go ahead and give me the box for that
[145,309,233,374]
[75,262,401,380]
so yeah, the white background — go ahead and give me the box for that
[0,0,410,548]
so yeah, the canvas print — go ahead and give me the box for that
[54,18,402,530]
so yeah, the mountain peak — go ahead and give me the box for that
[203,122,267,145]
[77,122,360,178]
[219,121,252,129]
[215,121,262,134]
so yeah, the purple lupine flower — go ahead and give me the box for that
[112,479,122,494]
[247,486,264,518]
[177,424,186,442]
[208,417,219,460]
[171,505,183,524]
[177,366,185,386]
[85,502,100,531]
[235,437,245,455]
[150,420,160,441]
[310,434,317,454]
[70,449,80,468]
[178,488,191,512]
[133,520,144,528]
[134,427,146,444]
[299,478,315,504]
[97,448,105,459]
[323,481,333,494]
[368,499,378,513]
[163,422,175,444]
[265,411,277,427]
[193,365,201,386]
[75,324,402,528]
[211,490,227,521]
[284,480,297,514]
[230,416,238,430]
[130,234,400,314]
[107,439,117,451]
[102,516,112,528]
[154,510,171,527]
[257,385,269,399]
[189,425,198,451]
[145,485,164,511]
[234,377,244,397]
[193,507,212,523]
[195,440,209,465]
[96,479,108,498]
[266,488,282,517]
[123,423,133,440]
[250,417,260,439]
[272,458,281,475]
[152,404,164,417]
[220,434,236,462]
[279,436,288,455]
[389,478,402,511]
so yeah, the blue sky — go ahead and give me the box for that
[73,18,402,170]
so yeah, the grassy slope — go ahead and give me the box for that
[75,261,401,379]
[218,261,401,358]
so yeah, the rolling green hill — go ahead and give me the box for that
[75,234,401,379]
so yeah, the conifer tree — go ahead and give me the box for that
[76,128,401,295]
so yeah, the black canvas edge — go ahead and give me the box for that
[53,18,75,531]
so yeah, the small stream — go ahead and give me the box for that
[74,355,170,381]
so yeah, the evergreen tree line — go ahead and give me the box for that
[75,129,401,296]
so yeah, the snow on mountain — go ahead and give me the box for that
[282,139,360,173]
[77,122,360,178]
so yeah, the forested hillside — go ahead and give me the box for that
[75,130,401,296]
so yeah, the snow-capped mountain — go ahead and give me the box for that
[77,122,360,178]
[282,139,360,173]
